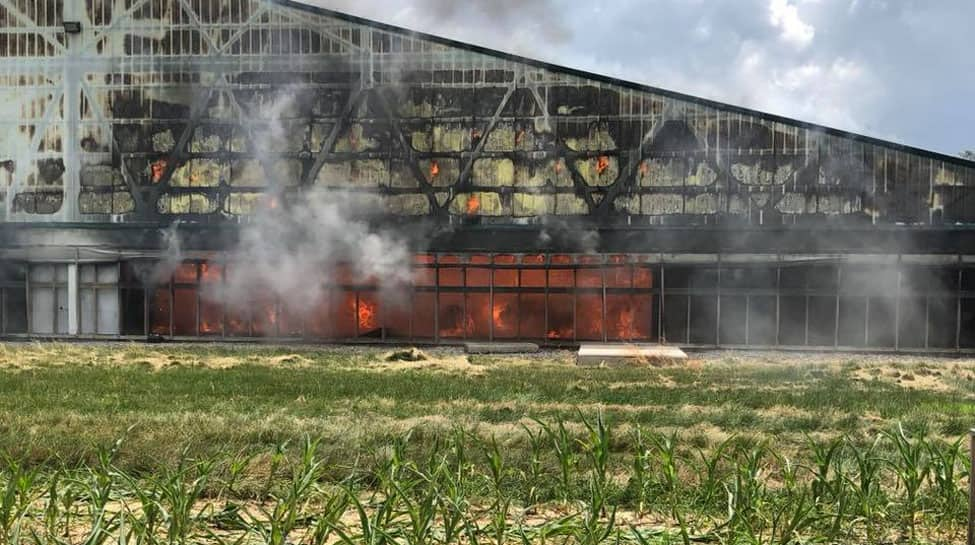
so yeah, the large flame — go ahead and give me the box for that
[358,298,377,332]
[151,255,656,342]
[429,160,440,179]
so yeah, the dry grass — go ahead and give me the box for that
[0,342,972,461]
[0,343,972,544]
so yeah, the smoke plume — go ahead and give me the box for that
[211,189,413,316]
[152,87,417,323]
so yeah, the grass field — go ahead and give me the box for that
[0,342,972,544]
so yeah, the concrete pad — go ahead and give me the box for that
[577,343,688,367]
[464,342,540,354]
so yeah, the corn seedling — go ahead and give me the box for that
[883,424,930,540]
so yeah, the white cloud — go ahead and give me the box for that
[768,0,816,47]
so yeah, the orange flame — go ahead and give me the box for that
[358,299,377,331]
[554,161,563,174]
[639,161,650,177]
[440,315,475,338]
[227,317,247,335]
[429,160,440,178]
[200,321,219,334]
[515,128,525,145]
[261,303,278,331]
[492,302,508,330]
[466,194,480,215]
[547,327,572,340]
[596,156,610,175]
[150,159,167,183]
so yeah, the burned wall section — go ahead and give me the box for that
[33,254,967,352]
[0,0,973,228]
[143,255,656,343]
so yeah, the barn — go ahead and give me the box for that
[2,0,975,350]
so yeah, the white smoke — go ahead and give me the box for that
[151,87,416,326]
[209,88,415,317]
[211,188,413,316]
[151,219,183,284]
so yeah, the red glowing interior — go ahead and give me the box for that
[150,254,655,342]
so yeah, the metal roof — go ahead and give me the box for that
[273,0,974,169]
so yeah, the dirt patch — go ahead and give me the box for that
[385,347,429,362]
[849,361,974,393]
[607,376,677,389]
[368,352,485,376]
[755,405,817,420]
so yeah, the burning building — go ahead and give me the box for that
[1,0,975,351]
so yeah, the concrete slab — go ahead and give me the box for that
[577,343,688,367]
[464,342,540,354]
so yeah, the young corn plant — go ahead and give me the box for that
[307,488,350,545]
[158,454,216,545]
[0,457,40,543]
[576,411,617,545]
[845,436,887,543]
[389,464,440,545]
[693,435,735,510]
[534,417,577,504]
[579,411,612,503]
[629,427,652,516]
[48,470,81,543]
[70,465,124,545]
[802,434,850,540]
[649,431,680,499]
[883,425,930,541]
[722,441,770,542]
[576,477,617,545]
[434,465,470,545]
[481,435,512,545]
[119,471,165,545]
[766,486,818,545]
[243,436,324,545]
[520,423,547,507]
[221,450,256,500]
[804,434,845,504]
[329,483,399,545]
[925,436,966,523]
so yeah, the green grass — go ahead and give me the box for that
[0,343,972,543]
[0,344,972,467]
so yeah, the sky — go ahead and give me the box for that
[301,0,974,158]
